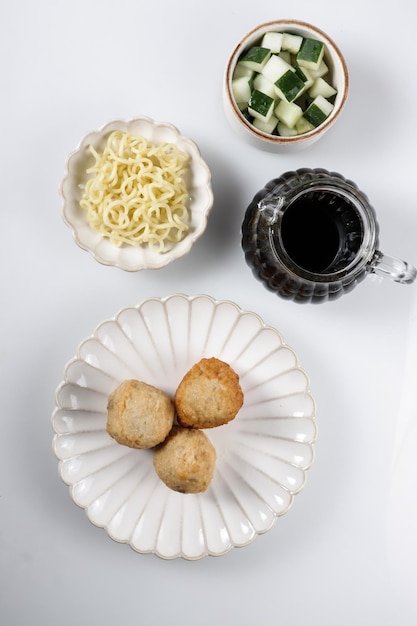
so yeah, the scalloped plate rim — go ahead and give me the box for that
[51,293,317,560]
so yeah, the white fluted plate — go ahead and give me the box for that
[52,294,317,559]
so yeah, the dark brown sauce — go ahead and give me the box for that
[279,190,363,274]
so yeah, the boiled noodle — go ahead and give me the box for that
[79,130,190,251]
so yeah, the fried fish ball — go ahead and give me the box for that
[153,426,216,493]
[106,379,175,449]
[175,357,244,429]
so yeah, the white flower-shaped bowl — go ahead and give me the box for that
[60,117,213,271]
[224,20,349,152]
[51,294,317,560]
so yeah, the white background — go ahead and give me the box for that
[1,0,417,624]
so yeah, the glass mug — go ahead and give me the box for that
[242,168,416,303]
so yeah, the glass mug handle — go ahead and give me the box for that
[370,250,417,284]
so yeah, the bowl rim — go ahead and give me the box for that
[60,116,214,271]
[224,19,349,146]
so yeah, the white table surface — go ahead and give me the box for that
[2,1,417,624]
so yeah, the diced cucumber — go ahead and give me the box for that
[282,32,303,54]
[261,31,283,53]
[278,50,292,64]
[275,69,305,102]
[295,65,313,86]
[236,101,248,111]
[277,121,298,137]
[248,89,275,121]
[309,59,329,79]
[253,114,279,134]
[253,73,277,98]
[231,76,252,104]
[232,63,255,80]
[261,54,293,83]
[297,38,325,70]
[294,67,314,98]
[295,117,315,134]
[308,77,337,99]
[233,32,337,137]
[303,95,334,126]
[239,46,271,72]
[274,100,303,128]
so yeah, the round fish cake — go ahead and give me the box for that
[175,357,244,428]
[153,426,216,493]
[107,379,175,449]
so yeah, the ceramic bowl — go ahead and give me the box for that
[60,117,213,271]
[224,20,349,152]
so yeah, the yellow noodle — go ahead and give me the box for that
[79,130,190,251]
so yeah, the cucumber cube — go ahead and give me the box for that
[274,69,305,102]
[278,50,292,64]
[303,95,334,126]
[297,38,325,70]
[232,63,255,80]
[295,117,315,134]
[232,76,252,104]
[295,64,311,83]
[274,100,303,128]
[253,73,276,98]
[294,66,314,96]
[261,31,283,53]
[282,32,303,54]
[248,89,275,122]
[277,121,298,137]
[239,46,271,72]
[253,114,279,134]
[308,77,337,99]
[261,54,293,83]
[309,59,329,79]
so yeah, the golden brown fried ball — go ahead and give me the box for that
[106,379,175,449]
[153,425,216,493]
[175,357,244,429]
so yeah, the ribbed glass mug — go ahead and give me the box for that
[242,168,416,303]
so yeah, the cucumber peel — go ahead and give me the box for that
[297,38,325,70]
[248,89,275,121]
[239,46,271,72]
[303,95,334,126]
[275,70,305,102]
